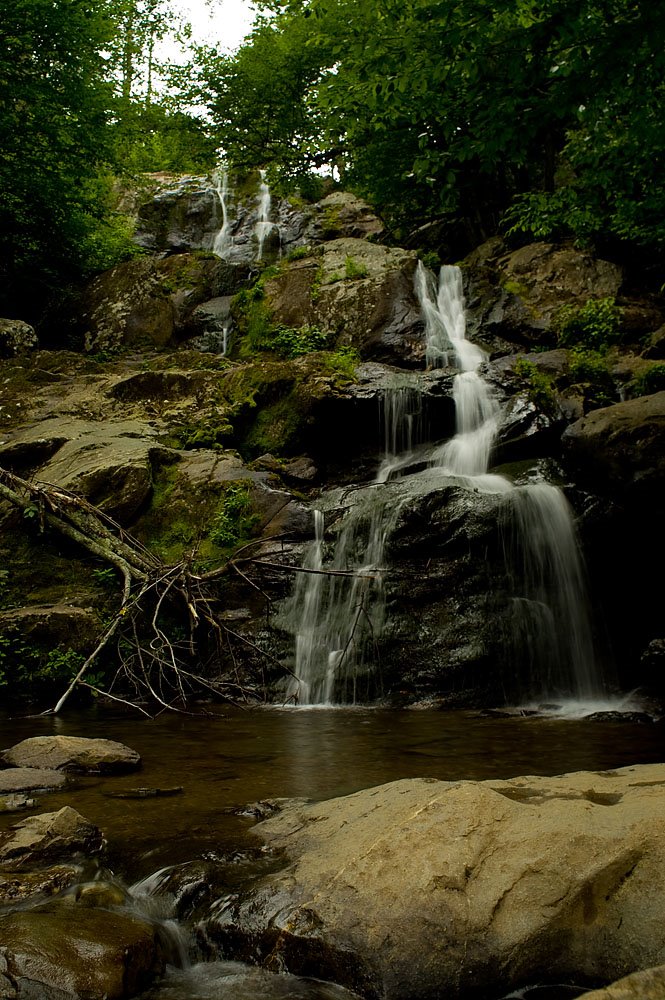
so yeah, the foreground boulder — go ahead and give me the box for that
[0,902,167,999]
[2,736,141,773]
[0,807,103,869]
[583,964,665,999]
[209,765,665,999]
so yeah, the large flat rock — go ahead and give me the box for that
[0,767,66,793]
[212,764,665,999]
[2,735,141,773]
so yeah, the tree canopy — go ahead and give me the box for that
[199,0,665,252]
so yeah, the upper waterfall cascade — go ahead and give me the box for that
[211,167,280,263]
[288,263,613,709]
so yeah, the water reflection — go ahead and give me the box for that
[1,707,664,882]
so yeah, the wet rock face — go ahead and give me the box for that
[208,765,665,1000]
[582,964,665,999]
[562,391,665,510]
[0,904,167,1000]
[262,239,425,367]
[462,239,623,348]
[2,736,141,773]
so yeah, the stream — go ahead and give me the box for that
[2,706,664,999]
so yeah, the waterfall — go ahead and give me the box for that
[288,261,609,710]
[254,169,273,260]
[287,380,417,706]
[212,168,233,259]
[286,498,399,706]
[499,485,605,704]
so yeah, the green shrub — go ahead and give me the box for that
[630,363,665,397]
[322,346,361,382]
[512,357,557,415]
[209,482,259,552]
[554,298,622,351]
[344,255,368,279]
[286,245,313,261]
[269,325,329,358]
[567,348,616,408]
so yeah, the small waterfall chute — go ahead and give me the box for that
[212,168,234,259]
[254,168,276,260]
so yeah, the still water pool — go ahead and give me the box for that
[1,706,663,998]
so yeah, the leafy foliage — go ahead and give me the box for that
[512,358,557,416]
[196,0,665,251]
[209,482,258,552]
[554,298,622,351]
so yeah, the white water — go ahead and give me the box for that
[212,168,234,259]
[286,493,400,706]
[289,262,613,711]
[254,169,273,260]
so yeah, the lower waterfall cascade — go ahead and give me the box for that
[287,263,615,710]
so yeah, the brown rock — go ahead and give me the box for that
[0,902,166,999]
[214,765,665,999]
[2,735,141,773]
[0,807,103,869]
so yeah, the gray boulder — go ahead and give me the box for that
[2,736,141,773]
[0,768,66,794]
[462,239,623,348]
[259,239,425,367]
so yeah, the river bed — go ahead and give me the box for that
[1,706,664,999]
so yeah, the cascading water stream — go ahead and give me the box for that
[212,168,234,259]
[415,262,608,705]
[254,169,273,260]
[289,261,610,710]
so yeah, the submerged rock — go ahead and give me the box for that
[209,764,665,1000]
[2,736,141,773]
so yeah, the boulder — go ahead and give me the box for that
[583,964,665,999]
[0,417,161,522]
[0,768,66,794]
[0,319,38,359]
[0,807,103,868]
[0,903,167,999]
[0,605,99,654]
[77,253,245,353]
[2,736,141,773]
[133,173,222,253]
[305,192,385,242]
[562,391,665,510]
[210,764,665,1000]
[259,239,424,367]
[462,240,623,348]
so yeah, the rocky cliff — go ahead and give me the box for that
[0,171,663,709]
